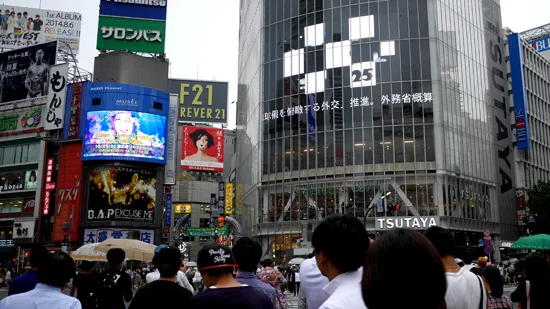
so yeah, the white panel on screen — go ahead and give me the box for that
[304,23,325,47]
[350,61,376,88]
[349,16,375,41]
[380,41,396,56]
[284,49,305,77]
[325,41,351,69]
[305,71,325,94]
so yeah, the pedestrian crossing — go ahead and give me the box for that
[285,292,299,309]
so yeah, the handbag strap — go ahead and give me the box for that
[526,280,531,309]
[476,275,484,309]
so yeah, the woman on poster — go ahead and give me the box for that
[182,129,219,163]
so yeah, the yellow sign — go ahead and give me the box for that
[174,203,192,214]
[225,183,233,214]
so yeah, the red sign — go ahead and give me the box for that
[181,126,224,172]
[45,183,56,191]
[23,198,35,213]
[43,191,51,216]
[68,82,82,140]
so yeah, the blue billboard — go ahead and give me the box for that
[508,33,530,150]
[529,36,550,53]
[75,82,169,164]
[100,0,167,21]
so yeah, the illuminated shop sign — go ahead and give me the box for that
[293,185,384,196]
[376,216,439,230]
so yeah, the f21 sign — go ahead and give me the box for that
[45,63,68,131]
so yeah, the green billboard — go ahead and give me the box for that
[97,16,166,54]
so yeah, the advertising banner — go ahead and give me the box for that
[45,63,69,131]
[0,41,57,104]
[181,126,224,172]
[164,95,177,184]
[218,182,225,214]
[169,79,229,124]
[23,198,35,213]
[0,106,44,137]
[225,183,233,215]
[12,221,34,239]
[508,33,530,149]
[67,82,83,140]
[0,6,81,53]
[174,203,192,214]
[87,165,156,223]
[100,0,167,21]
[0,169,38,193]
[84,228,154,244]
[97,16,166,54]
[83,110,166,163]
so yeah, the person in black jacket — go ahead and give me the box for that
[96,248,133,309]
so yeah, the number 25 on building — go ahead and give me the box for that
[179,83,226,122]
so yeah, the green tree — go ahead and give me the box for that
[526,181,550,234]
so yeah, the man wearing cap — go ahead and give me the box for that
[129,247,193,309]
[190,244,273,308]
[146,244,194,293]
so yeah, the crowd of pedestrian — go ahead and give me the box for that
[0,214,549,308]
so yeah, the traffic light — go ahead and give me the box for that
[218,215,226,228]
[395,204,400,211]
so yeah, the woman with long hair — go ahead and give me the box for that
[511,255,550,308]
[482,266,513,309]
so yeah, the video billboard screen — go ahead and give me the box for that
[0,41,57,104]
[181,126,224,172]
[0,6,81,53]
[83,110,166,164]
[87,166,156,223]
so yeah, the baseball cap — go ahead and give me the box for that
[197,244,237,271]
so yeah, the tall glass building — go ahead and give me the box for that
[236,0,518,261]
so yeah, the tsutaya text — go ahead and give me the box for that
[376,216,439,230]
[263,92,433,121]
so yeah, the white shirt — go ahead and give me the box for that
[5,271,11,280]
[445,268,487,309]
[145,270,194,293]
[299,258,330,309]
[319,268,367,309]
[0,283,81,309]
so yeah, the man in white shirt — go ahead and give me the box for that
[298,257,329,309]
[0,252,81,309]
[425,227,487,309]
[312,214,370,309]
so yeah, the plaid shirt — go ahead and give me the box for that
[488,294,513,309]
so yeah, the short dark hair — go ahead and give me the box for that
[154,247,181,278]
[80,260,95,271]
[189,130,214,149]
[106,248,125,267]
[233,237,263,272]
[29,246,49,269]
[38,252,76,288]
[363,229,447,309]
[312,214,369,273]
[424,226,455,257]
[260,259,273,268]
[482,266,504,297]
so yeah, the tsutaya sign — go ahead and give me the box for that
[376,216,439,230]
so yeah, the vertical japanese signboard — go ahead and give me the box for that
[209,193,217,226]
[225,183,233,215]
[45,63,68,131]
[165,193,172,228]
[67,82,82,140]
[218,182,225,215]
[164,95,177,185]
[43,158,54,216]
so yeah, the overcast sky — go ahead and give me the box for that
[2,0,547,127]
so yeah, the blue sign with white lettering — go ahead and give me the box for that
[165,193,172,227]
[100,0,168,21]
[529,36,550,54]
[508,33,531,149]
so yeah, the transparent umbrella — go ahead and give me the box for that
[70,243,107,261]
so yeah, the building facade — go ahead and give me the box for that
[236,0,517,261]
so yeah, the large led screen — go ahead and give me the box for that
[87,166,156,223]
[83,111,166,163]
